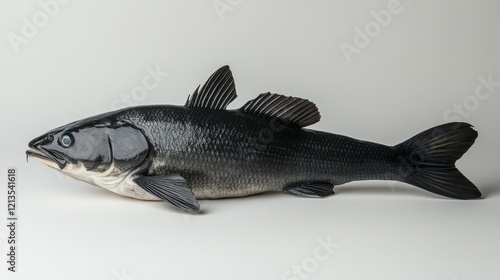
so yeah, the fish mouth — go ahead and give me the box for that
[26,147,67,170]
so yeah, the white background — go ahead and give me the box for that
[1,0,499,279]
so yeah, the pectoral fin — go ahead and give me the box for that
[284,182,335,198]
[134,174,200,212]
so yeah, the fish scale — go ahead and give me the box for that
[114,106,403,199]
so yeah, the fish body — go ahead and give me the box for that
[27,66,482,212]
[104,105,400,200]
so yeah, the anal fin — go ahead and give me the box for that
[284,182,335,198]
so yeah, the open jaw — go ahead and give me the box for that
[26,147,67,170]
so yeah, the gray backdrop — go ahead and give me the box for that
[1,0,499,279]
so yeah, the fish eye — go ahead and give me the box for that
[60,133,74,148]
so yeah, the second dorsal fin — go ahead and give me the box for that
[185,66,237,110]
[240,93,321,127]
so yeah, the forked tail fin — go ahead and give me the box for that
[395,122,481,199]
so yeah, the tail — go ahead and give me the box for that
[395,122,481,199]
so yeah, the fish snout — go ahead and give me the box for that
[28,133,54,149]
[27,133,68,169]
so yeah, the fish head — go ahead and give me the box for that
[27,116,149,188]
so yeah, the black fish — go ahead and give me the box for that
[26,66,481,212]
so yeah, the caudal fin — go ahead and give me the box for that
[396,122,481,199]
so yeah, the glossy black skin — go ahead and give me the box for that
[28,105,411,199]
[115,105,408,199]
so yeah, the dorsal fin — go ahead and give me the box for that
[185,66,237,110]
[240,93,321,127]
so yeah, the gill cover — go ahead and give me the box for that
[106,125,149,172]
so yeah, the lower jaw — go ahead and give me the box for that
[29,155,61,171]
